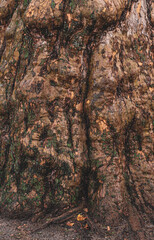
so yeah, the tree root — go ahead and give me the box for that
[31,203,84,233]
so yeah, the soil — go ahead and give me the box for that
[0,214,105,240]
[0,213,154,240]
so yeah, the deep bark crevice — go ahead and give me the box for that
[146,0,153,26]
[0,143,10,187]
[0,1,153,239]
[21,29,33,80]
[10,41,24,98]
[81,38,94,203]
[0,37,6,62]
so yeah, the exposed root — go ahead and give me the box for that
[31,203,84,233]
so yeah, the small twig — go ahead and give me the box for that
[31,203,84,234]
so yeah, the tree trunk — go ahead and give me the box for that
[0,0,153,239]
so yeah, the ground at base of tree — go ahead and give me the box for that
[0,214,153,240]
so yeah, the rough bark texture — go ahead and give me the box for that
[0,0,153,239]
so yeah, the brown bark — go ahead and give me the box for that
[0,0,153,239]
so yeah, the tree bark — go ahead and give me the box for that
[0,0,153,239]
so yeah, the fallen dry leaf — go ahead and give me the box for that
[99,180,103,184]
[107,226,110,231]
[77,214,86,221]
[66,221,74,227]
[17,226,22,230]
[83,208,88,213]
[84,223,89,229]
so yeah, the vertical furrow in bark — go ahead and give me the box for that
[0,1,153,239]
